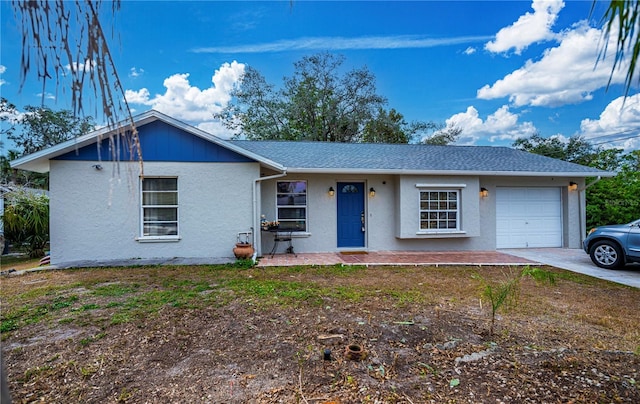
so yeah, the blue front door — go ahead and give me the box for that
[337,182,365,248]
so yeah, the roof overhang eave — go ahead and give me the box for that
[10,109,287,174]
[9,111,157,173]
[10,128,118,173]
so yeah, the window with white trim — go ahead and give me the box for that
[419,190,459,231]
[276,180,307,231]
[141,177,178,237]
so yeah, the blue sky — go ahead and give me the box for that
[1,0,639,152]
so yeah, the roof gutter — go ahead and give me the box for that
[252,171,288,260]
[284,167,616,178]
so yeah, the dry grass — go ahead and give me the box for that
[1,264,639,403]
[0,256,44,272]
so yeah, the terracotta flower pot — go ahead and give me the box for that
[233,243,254,259]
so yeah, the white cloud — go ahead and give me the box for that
[125,88,150,104]
[125,61,245,138]
[129,67,145,78]
[65,59,96,73]
[478,21,627,107]
[0,64,5,86]
[579,94,640,151]
[463,47,476,55]
[191,35,492,53]
[0,107,23,124]
[443,105,538,144]
[196,121,234,138]
[35,92,56,101]
[485,0,564,55]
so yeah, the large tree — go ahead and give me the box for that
[362,108,412,144]
[283,53,385,142]
[422,124,463,146]
[217,52,447,144]
[1,99,94,188]
[586,150,640,227]
[512,133,601,166]
[215,66,289,140]
[218,53,386,142]
[512,133,640,227]
[361,108,459,144]
[7,104,95,156]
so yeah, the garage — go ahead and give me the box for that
[496,187,562,248]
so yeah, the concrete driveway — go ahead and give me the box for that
[504,248,640,288]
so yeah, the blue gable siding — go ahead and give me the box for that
[54,120,254,163]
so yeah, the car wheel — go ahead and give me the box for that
[590,240,624,269]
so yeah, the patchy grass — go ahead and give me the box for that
[1,264,639,403]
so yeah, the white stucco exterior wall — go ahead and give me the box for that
[258,173,584,254]
[49,160,260,265]
[259,174,486,254]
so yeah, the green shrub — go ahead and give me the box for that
[1,189,49,257]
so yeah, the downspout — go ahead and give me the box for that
[252,171,287,261]
[578,176,602,244]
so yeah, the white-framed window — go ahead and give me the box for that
[276,180,307,231]
[141,177,178,237]
[419,190,460,231]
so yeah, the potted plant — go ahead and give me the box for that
[233,232,254,259]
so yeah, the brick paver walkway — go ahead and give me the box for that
[256,250,538,267]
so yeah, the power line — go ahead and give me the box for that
[584,127,640,145]
[591,133,640,146]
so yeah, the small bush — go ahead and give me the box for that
[1,189,49,257]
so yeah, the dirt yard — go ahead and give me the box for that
[1,264,639,403]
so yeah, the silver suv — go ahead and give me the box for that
[583,219,640,269]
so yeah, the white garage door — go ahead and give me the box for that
[496,187,562,248]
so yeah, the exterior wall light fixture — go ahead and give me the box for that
[569,181,578,191]
[480,187,489,198]
[328,187,335,196]
[369,187,376,197]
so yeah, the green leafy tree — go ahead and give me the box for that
[586,150,640,227]
[219,53,386,142]
[0,98,19,140]
[215,66,289,139]
[283,53,385,142]
[422,124,463,145]
[0,150,47,189]
[8,105,95,156]
[512,133,600,165]
[362,108,442,144]
[588,147,624,171]
[1,101,95,188]
[218,52,446,144]
[363,108,410,143]
[513,133,640,228]
[1,189,49,257]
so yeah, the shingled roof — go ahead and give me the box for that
[9,110,614,178]
[232,140,613,177]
